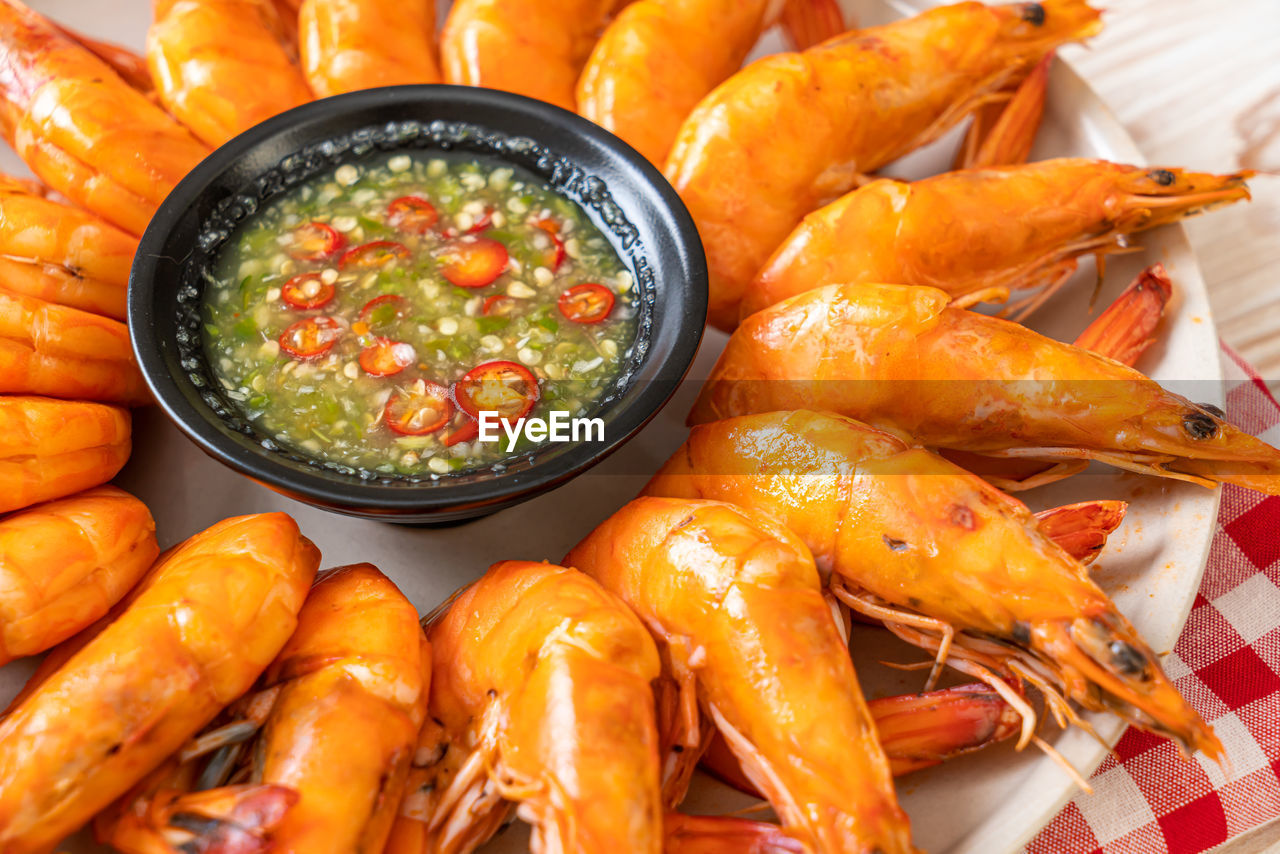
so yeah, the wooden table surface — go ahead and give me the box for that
[19,0,1280,851]
[1069,1,1280,849]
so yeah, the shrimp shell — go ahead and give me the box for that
[0,512,319,854]
[0,287,148,404]
[0,0,210,235]
[0,485,156,666]
[0,395,131,514]
[299,0,441,97]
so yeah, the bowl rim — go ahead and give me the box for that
[130,84,707,517]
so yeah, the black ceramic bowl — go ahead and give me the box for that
[130,85,707,523]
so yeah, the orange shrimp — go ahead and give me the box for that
[649,409,1221,762]
[692,282,1280,496]
[0,174,137,319]
[98,563,430,854]
[386,560,663,854]
[0,395,131,514]
[0,485,156,666]
[0,512,319,854]
[147,0,314,148]
[0,288,148,404]
[440,0,627,112]
[566,497,917,854]
[0,0,210,236]
[576,0,845,166]
[664,0,1103,329]
[742,160,1251,321]
[299,0,441,97]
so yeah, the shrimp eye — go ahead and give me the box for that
[1149,168,1176,186]
[1108,641,1149,678]
[1020,2,1046,25]
[1197,402,1226,419]
[1183,411,1219,439]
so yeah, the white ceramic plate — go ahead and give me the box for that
[1,2,1222,852]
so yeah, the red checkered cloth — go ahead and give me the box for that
[1026,343,1280,854]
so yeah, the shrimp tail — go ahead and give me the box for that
[702,681,1025,795]
[955,50,1053,170]
[1073,263,1174,365]
[664,813,806,854]
[777,0,847,51]
[1033,501,1128,565]
[100,783,298,854]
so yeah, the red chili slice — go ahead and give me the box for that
[482,294,519,317]
[279,316,341,358]
[467,207,494,234]
[535,219,566,271]
[439,237,508,289]
[453,360,539,421]
[280,273,335,310]
[286,221,345,261]
[384,382,451,435]
[359,338,415,377]
[557,283,615,324]
[387,195,439,234]
[443,418,480,447]
[359,294,408,327]
[340,240,411,270]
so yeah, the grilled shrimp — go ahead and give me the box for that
[0,174,137,319]
[299,0,441,97]
[0,0,210,236]
[742,160,1251,320]
[664,0,1102,329]
[0,512,318,854]
[440,0,626,111]
[98,563,430,854]
[147,0,313,147]
[0,396,131,514]
[692,282,1280,495]
[647,409,1220,760]
[576,0,845,166]
[385,560,664,854]
[0,288,148,404]
[566,497,917,854]
[0,485,156,666]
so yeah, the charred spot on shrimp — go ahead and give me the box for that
[882,535,909,552]
[1150,168,1176,186]
[1011,621,1032,645]
[1197,402,1226,420]
[1020,3,1046,25]
[949,504,977,530]
[1183,411,1220,440]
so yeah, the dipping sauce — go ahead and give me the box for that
[202,151,637,476]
